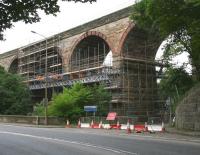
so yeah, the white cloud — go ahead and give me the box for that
[0,0,135,54]
[156,40,191,73]
[0,0,189,71]
[103,51,113,67]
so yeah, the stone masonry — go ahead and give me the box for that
[0,6,160,116]
[176,84,200,131]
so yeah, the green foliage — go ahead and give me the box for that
[131,0,200,80]
[159,67,195,111]
[32,102,45,116]
[0,0,96,40]
[47,83,111,119]
[131,0,160,38]
[0,66,32,115]
[90,84,111,116]
[48,83,93,119]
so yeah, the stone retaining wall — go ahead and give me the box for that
[0,115,65,125]
[176,84,200,131]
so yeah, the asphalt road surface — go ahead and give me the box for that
[0,124,200,155]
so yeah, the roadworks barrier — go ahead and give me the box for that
[147,122,165,133]
[80,123,90,128]
[75,117,165,133]
[134,124,147,133]
[120,124,134,130]
[102,124,111,129]
[77,122,165,133]
[92,123,101,129]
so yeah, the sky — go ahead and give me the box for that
[0,0,190,69]
[0,0,136,54]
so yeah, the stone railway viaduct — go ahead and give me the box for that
[0,6,162,117]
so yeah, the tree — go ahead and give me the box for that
[90,84,111,116]
[0,66,32,115]
[46,83,111,119]
[0,0,96,40]
[159,66,194,112]
[48,83,93,119]
[32,101,45,116]
[131,0,200,80]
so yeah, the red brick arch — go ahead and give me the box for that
[118,22,135,55]
[8,55,18,72]
[55,47,64,69]
[69,31,115,59]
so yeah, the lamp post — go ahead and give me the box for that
[31,31,48,125]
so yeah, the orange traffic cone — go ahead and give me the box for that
[161,122,165,132]
[77,119,81,128]
[65,119,70,128]
[127,119,131,134]
[117,120,120,130]
[91,120,94,128]
[145,122,148,132]
[99,120,103,129]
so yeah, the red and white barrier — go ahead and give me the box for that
[134,124,145,133]
[120,124,128,130]
[130,125,134,130]
[103,124,111,129]
[80,123,90,128]
[75,118,165,133]
[147,122,165,132]
[120,124,134,130]
[92,123,100,129]
[110,124,121,129]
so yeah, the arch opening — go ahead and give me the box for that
[122,28,158,59]
[19,46,62,80]
[112,27,162,116]
[8,58,18,74]
[70,35,112,72]
[19,46,63,103]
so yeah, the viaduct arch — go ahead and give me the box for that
[0,6,162,116]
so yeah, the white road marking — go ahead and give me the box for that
[1,124,200,145]
[0,131,138,155]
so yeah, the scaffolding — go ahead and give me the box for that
[16,33,165,117]
[18,36,62,83]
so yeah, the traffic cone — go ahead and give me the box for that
[145,122,148,132]
[77,119,81,128]
[65,119,70,128]
[117,120,120,130]
[91,120,94,128]
[99,120,103,129]
[161,122,165,132]
[126,119,131,134]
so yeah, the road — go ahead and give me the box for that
[0,124,200,155]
